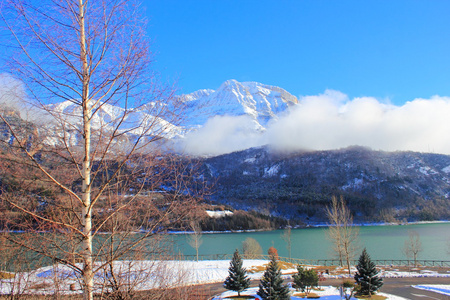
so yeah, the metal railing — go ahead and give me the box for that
[164,254,450,267]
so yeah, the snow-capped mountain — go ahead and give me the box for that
[45,79,297,136]
[43,100,183,147]
[179,79,298,130]
[2,80,297,150]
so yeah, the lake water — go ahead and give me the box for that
[170,222,450,261]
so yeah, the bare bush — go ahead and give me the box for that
[242,237,262,259]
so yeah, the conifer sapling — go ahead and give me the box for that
[354,248,383,296]
[257,254,290,300]
[224,249,250,296]
[292,265,319,296]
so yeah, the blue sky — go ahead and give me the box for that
[145,0,450,105]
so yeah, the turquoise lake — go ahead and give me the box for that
[170,222,450,261]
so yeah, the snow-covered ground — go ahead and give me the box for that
[412,284,450,297]
[213,286,409,300]
[0,259,449,298]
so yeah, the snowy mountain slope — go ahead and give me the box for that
[42,80,297,143]
[179,79,298,129]
[43,100,183,147]
[2,80,298,149]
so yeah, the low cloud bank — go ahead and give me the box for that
[2,77,449,157]
[0,73,26,114]
[181,115,264,156]
[0,73,49,124]
[182,89,450,156]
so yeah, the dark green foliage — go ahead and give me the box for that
[341,280,355,300]
[257,255,290,300]
[292,266,319,295]
[224,249,250,296]
[342,280,355,288]
[354,248,383,296]
[200,210,289,231]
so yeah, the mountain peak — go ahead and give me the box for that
[181,79,298,128]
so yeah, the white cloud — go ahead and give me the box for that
[269,92,450,154]
[3,77,450,157]
[0,73,57,125]
[0,73,26,113]
[182,90,450,156]
[180,115,266,156]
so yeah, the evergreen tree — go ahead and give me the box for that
[292,266,319,296]
[224,249,250,296]
[292,266,306,292]
[354,248,383,296]
[257,255,290,300]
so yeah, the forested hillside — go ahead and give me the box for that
[199,146,450,223]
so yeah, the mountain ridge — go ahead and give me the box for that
[198,145,450,223]
[179,79,298,129]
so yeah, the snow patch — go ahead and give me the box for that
[206,210,233,218]
[244,157,256,163]
[413,284,450,296]
[213,285,408,300]
[263,164,280,177]
[419,166,438,175]
[342,178,364,190]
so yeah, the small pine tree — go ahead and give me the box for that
[354,248,383,296]
[224,249,250,296]
[257,255,290,300]
[292,266,319,296]
[292,265,306,292]
[341,280,355,300]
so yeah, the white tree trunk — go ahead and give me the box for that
[79,0,93,299]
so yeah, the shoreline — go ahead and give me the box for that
[172,220,450,235]
[2,220,448,235]
[305,219,450,228]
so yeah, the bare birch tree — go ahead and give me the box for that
[326,196,359,274]
[403,230,422,267]
[0,1,199,299]
[281,223,292,261]
[188,221,203,262]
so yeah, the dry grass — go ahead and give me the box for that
[28,282,52,290]
[247,261,299,274]
[292,292,320,298]
[247,264,267,273]
[0,271,15,279]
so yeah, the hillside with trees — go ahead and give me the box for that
[198,145,450,223]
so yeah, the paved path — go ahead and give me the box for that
[378,277,450,300]
[200,277,450,300]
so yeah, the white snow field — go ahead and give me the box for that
[1,259,449,298]
[213,286,408,300]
